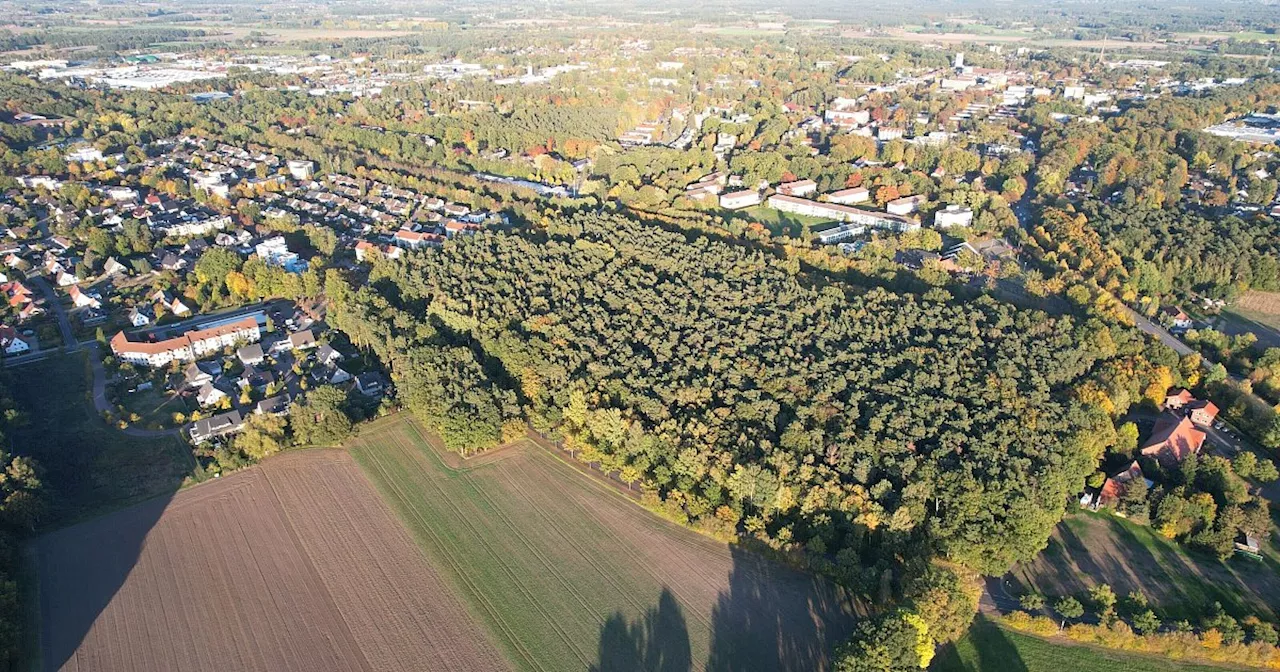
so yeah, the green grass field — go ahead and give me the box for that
[1010,511,1280,622]
[934,617,1243,672]
[347,416,858,672]
[6,354,194,527]
[731,205,836,238]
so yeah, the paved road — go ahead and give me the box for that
[979,576,1023,615]
[30,276,78,353]
[86,343,181,439]
[1119,304,1195,357]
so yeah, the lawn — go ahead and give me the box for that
[730,205,836,238]
[5,354,195,527]
[347,416,859,672]
[1009,511,1280,622]
[933,616,1245,672]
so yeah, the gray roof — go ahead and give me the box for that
[256,394,292,416]
[189,410,244,442]
[288,329,316,349]
[237,343,265,363]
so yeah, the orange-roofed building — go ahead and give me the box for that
[1140,414,1206,467]
[1187,399,1220,427]
[1164,388,1194,410]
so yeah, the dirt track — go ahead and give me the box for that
[34,449,509,672]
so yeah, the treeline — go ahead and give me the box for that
[0,373,44,670]
[327,212,1172,587]
[1084,201,1280,301]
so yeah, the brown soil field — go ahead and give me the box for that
[1237,290,1280,316]
[34,449,509,672]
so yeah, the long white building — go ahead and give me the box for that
[767,194,920,239]
[111,316,261,368]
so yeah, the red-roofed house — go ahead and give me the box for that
[1187,400,1219,428]
[1164,388,1195,410]
[1141,414,1206,467]
[1096,461,1150,509]
[68,285,100,309]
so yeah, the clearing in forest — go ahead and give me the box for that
[34,449,508,672]
[347,416,860,672]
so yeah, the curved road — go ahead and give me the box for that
[87,343,181,439]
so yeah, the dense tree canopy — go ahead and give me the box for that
[329,213,1136,580]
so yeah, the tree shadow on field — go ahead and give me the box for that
[705,545,859,672]
[7,355,189,671]
[593,588,692,672]
[34,492,177,671]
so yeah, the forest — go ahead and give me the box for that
[327,212,1168,589]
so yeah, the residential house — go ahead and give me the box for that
[1140,414,1206,467]
[18,303,42,321]
[189,409,245,444]
[0,326,30,355]
[151,291,190,317]
[1161,305,1193,330]
[256,394,292,416]
[196,383,228,408]
[102,257,129,277]
[1164,388,1195,410]
[355,372,386,397]
[239,365,276,392]
[237,343,266,366]
[1187,400,1220,428]
[128,306,154,327]
[315,344,342,367]
[2,281,33,309]
[1095,461,1152,509]
[68,285,100,309]
[159,253,187,272]
[287,329,317,351]
[184,362,214,389]
[54,269,80,287]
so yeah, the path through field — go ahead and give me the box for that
[348,417,860,672]
[34,449,509,672]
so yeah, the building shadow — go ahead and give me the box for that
[593,588,692,672]
[705,544,859,672]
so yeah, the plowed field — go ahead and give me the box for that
[349,416,860,672]
[34,449,509,672]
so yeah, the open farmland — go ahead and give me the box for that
[348,416,860,672]
[34,449,508,672]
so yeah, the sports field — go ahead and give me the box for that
[348,416,860,672]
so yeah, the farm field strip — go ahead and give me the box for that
[505,448,723,632]
[347,416,860,672]
[375,426,601,663]
[351,426,565,671]
[36,450,506,672]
